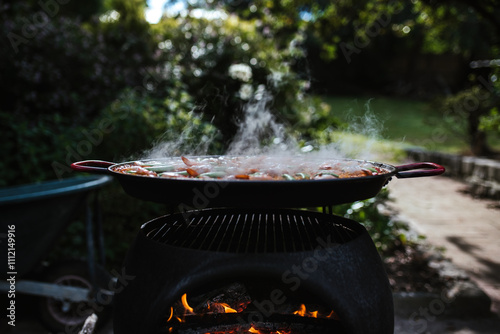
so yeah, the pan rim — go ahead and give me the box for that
[108,156,397,183]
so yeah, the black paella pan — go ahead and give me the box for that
[71,157,445,208]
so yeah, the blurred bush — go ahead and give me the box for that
[435,77,499,156]
[479,69,500,138]
[330,190,409,255]
[153,11,334,144]
[0,1,157,186]
[91,88,223,160]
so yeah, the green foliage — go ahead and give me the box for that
[479,69,500,135]
[104,0,149,29]
[435,84,498,155]
[207,0,499,97]
[153,11,330,143]
[91,88,223,160]
[1,0,104,22]
[480,107,500,133]
[330,190,409,254]
[0,112,75,186]
[411,1,494,57]
[0,2,157,120]
[0,0,159,186]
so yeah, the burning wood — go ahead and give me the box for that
[165,283,340,334]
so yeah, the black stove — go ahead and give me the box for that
[113,208,394,334]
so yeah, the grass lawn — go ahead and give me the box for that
[321,95,485,154]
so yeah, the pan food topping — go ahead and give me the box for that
[111,156,389,180]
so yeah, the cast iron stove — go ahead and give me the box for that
[113,208,394,334]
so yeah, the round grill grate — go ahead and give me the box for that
[143,209,363,253]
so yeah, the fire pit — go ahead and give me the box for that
[71,156,445,334]
[113,209,393,334]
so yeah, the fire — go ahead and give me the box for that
[168,293,241,325]
[248,326,288,334]
[206,301,239,314]
[220,303,237,313]
[181,293,194,314]
[166,307,174,322]
[167,293,339,333]
[292,304,306,317]
[292,304,319,318]
[326,310,340,320]
[200,327,289,334]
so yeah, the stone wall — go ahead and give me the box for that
[405,148,500,200]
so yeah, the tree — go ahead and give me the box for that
[417,0,500,155]
[1,0,104,21]
[420,0,500,35]
[0,0,158,185]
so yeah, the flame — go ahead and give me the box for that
[167,292,339,332]
[168,294,240,324]
[220,303,237,313]
[166,307,173,322]
[292,304,324,319]
[207,302,239,314]
[181,293,194,314]
[326,310,340,320]
[292,304,306,317]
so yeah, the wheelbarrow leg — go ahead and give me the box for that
[85,198,97,289]
[94,191,106,268]
[85,190,107,289]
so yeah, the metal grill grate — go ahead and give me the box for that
[144,209,362,253]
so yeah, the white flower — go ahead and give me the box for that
[99,10,120,23]
[238,84,253,100]
[229,63,252,82]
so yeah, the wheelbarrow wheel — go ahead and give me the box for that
[37,260,113,333]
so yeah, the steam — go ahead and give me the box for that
[142,92,386,162]
[318,99,385,161]
[226,87,297,156]
[143,111,220,159]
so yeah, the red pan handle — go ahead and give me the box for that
[71,160,116,174]
[395,162,445,178]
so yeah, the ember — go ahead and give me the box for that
[198,326,293,334]
[247,326,290,334]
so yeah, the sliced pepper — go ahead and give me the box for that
[295,173,310,179]
[144,165,175,172]
[199,171,227,179]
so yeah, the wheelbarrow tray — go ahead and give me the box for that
[0,176,112,278]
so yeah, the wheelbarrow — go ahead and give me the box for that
[0,175,113,332]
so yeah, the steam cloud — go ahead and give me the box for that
[142,91,385,162]
[226,89,299,156]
